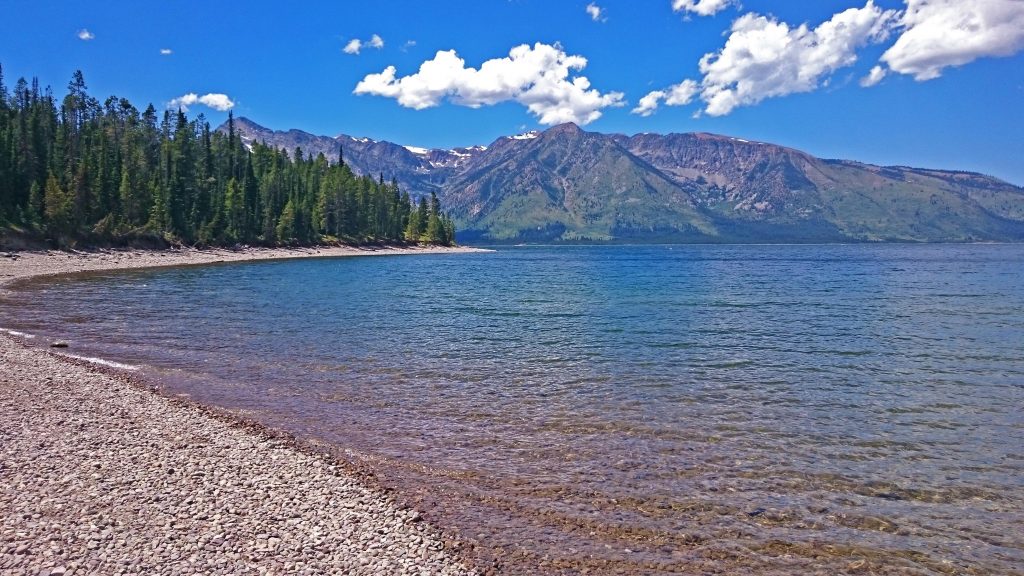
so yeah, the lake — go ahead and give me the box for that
[3,244,1023,574]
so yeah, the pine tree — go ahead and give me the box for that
[27,182,43,224]
[404,208,422,242]
[443,215,456,246]
[423,191,443,243]
[416,196,429,238]
[276,198,297,242]
[224,177,244,241]
[242,154,259,241]
[43,172,72,240]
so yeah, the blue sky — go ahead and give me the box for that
[1,0,1022,184]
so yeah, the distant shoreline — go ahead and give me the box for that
[0,246,485,575]
[0,243,492,289]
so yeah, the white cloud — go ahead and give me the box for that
[632,91,666,117]
[160,48,173,56]
[344,34,385,55]
[645,1,897,117]
[881,0,1024,81]
[354,42,625,126]
[700,2,897,115]
[401,40,417,52]
[632,80,699,116]
[196,94,235,111]
[672,0,736,17]
[586,3,606,22]
[860,64,887,86]
[665,80,700,105]
[77,29,95,41]
[343,39,363,55]
[167,93,235,112]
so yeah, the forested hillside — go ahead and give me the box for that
[0,66,454,248]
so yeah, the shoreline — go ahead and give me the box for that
[0,247,486,575]
[0,244,491,290]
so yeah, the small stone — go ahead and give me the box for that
[50,341,69,348]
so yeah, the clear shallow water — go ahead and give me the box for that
[3,245,1024,574]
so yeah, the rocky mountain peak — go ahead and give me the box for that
[542,122,583,137]
[231,116,270,132]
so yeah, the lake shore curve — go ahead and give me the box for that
[0,246,486,576]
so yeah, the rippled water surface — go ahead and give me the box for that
[4,245,1024,574]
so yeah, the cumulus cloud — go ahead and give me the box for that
[401,40,417,52]
[354,42,624,126]
[167,93,235,112]
[640,1,897,117]
[860,64,887,86]
[672,0,736,17]
[586,3,606,22]
[631,80,698,116]
[77,29,95,41]
[880,0,1024,81]
[344,34,384,55]
[700,2,897,115]
[160,48,173,55]
[343,39,363,55]
[632,91,666,117]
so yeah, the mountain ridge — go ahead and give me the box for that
[219,118,1024,243]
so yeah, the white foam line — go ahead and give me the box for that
[2,328,36,339]
[58,353,139,371]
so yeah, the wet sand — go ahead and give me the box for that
[0,247,483,575]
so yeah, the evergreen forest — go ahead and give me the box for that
[0,66,456,248]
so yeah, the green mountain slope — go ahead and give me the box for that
[445,125,1024,243]
[444,124,717,242]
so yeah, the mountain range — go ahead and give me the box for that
[223,117,1024,243]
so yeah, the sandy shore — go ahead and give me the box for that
[0,247,484,575]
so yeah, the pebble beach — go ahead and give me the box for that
[0,247,482,576]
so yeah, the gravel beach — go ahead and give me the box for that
[0,247,481,575]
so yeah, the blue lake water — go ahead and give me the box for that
[3,244,1024,574]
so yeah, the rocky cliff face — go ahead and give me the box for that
[623,133,825,213]
[219,118,1024,243]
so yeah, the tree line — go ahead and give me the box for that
[0,65,456,247]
